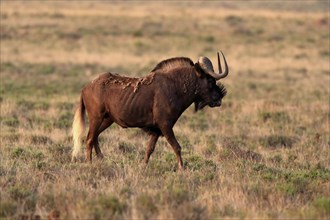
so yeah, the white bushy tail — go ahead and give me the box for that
[72,96,85,161]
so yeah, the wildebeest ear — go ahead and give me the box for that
[194,63,204,78]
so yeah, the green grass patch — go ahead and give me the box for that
[88,195,127,220]
[0,201,17,218]
[1,116,19,128]
[185,154,217,172]
[260,135,296,149]
[259,111,290,123]
[135,194,158,218]
[312,197,330,215]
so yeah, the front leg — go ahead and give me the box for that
[160,125,184,170]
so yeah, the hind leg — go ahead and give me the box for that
[144,132,160,164]
[86,116,104,162]
[94,118,113,158]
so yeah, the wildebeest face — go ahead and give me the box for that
[195,76,227,111]
[194,51,229,111]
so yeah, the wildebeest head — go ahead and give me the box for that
[194,52,228,111]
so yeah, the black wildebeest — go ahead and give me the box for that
[72,52,229,169]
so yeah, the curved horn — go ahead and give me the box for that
[198,51,229,80]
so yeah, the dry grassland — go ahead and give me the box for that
[0,1,329,219]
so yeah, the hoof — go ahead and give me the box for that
[96,153,104,159]
[178,165,185,171]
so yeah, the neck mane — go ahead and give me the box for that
[151,57,194,72]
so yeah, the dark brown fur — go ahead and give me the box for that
[72,57,227,169]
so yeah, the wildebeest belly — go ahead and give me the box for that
[105,85,155,128]
[115,105,154,128]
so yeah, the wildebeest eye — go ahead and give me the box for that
[207,78,216,89]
